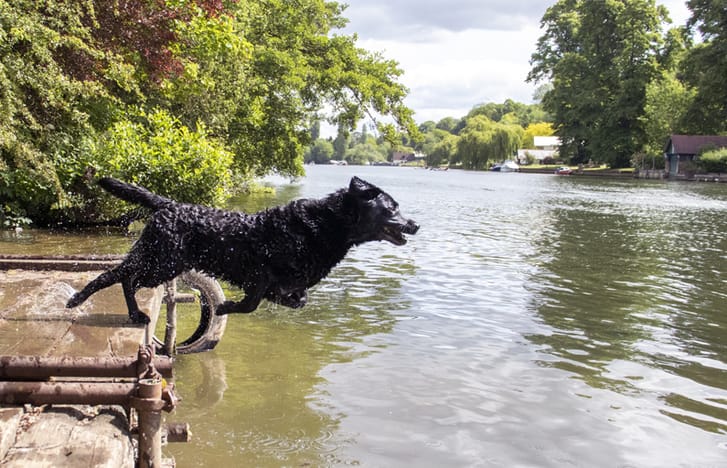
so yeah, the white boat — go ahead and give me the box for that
[500,160,520,172]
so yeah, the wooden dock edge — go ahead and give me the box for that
[0,261,184,467]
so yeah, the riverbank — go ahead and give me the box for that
[518,166,635,177]
[427,163,727,182]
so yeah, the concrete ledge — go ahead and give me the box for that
[1,405,134,467]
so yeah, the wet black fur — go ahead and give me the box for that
[67,177,419,323]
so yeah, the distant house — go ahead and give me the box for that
[517,136,561,164]
[533,136,560,150]
[392,151,416,165]
[664,135,727,176]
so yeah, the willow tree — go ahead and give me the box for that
[528,0,668,167]
[456,116,522,170]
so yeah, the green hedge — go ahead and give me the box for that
[697,148,727,173]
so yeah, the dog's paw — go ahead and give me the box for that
[66,294,83,308]
[128,310,150,324]
[275,290,307,309]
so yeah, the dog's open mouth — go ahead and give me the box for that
[382,226,407,245]
[382,220,419,245]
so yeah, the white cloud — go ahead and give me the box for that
[336,0,693,125]
[342,0,551,38]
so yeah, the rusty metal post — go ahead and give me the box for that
[163,279,178,355]
[131,344,170,468]
[135,378,164,468]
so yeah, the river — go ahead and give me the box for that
[2,165,726,467]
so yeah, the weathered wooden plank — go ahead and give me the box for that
[0,270,161,357]
[0,254,124,272]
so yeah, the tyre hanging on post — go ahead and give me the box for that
[157,271,227,354]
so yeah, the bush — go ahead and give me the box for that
[697,148,727,173]
[93,108,234,218]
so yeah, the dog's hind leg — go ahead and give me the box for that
[66,268,123,308]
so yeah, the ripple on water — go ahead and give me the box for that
[5,167,727,467]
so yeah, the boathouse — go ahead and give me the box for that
[664,134,727,177]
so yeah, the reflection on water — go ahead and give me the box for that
[527,178,727,436]
[0,227,133,255]
[170,250,410,466]
[1,166,726,466]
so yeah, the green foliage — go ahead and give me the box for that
[0,0,104,225]
[1,0,417,226]
[697,148,727,173]
[305,139,335,164]
[211,0,415,176]
[522,122,555,149]
[417,128,449,159]
[468,100,550,127]
[332,125,350,160]
[95,109,233,212]
[427,134,459,167]
[641,72,695,155]
[679,0,727,133]
[346,142,386,165]
[435,117,460,133]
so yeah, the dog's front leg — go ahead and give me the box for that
[122,280,150,324]
[215,282,267,315]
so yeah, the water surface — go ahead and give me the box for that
[2,166,726,467]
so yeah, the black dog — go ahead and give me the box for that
[66,176,419,323]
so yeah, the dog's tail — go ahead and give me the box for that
[98,177,172,210]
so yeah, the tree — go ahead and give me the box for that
[310,121,321,141]
[466,100,549,127]
[522,122,555,149]
[679,0,727,133]
[418,128,449,158]
[436,117,460,133]
[346,142,385,165]
[528,0,667,167]
[0,0,418,226]
[332,124,349,160]
[305,139,334,164]
[532,83,554,103]
[427,134,458,167]
[640,72,695,156]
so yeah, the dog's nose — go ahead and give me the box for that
[405,219,420,234]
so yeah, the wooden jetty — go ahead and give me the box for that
[0,256,199,467]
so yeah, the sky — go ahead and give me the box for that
[338,0,692,126]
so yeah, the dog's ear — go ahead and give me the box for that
[349,177,381,200]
